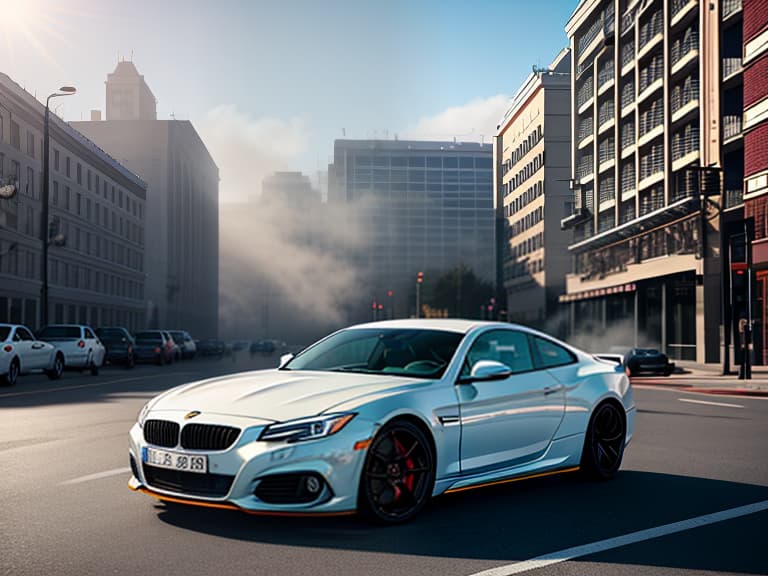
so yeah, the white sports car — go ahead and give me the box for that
[1,324,65,386]
[129,319,635,523]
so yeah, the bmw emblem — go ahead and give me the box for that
[184,411,201,420]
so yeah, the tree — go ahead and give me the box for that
[424,265,495,319]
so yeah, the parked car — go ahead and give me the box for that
[196,339,226,358]
[169,330,196,359]
[95,327,136,369]
[1,324,65,386]
[162,331,182,362]
[250,339,276,355]
[37,324,105,375]
[624,348,675,376]
[130,319,635,523]
[231,340,250,353]
[133,331,175,365]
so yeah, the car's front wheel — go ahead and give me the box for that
[358,419,435,524]
[580,401,626,479]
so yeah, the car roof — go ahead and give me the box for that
[346,319,527,335]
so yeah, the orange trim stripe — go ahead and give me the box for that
[134,486,356,517]
[444,466,581,494]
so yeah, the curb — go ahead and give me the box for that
[632,379,768,397]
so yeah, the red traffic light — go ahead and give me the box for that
[371,301,377,309]
[387,290,393,297]
[378,304,384,310]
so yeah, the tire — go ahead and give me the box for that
[580,401,626,480]
[125,354,135,370]
[358,419,435,524]
[157,353,165,367]
[90,360,99,376]
[1,358,20,387]
[45,353,64,380]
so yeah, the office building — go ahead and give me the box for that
[328,139,494,320]
[495,48,572,331]
[74,62,219,337]
[0,72,147,330]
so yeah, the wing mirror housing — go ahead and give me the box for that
[458,360,512,384]
[278,353,294,369]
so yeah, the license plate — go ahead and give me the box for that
[142,447,208,474]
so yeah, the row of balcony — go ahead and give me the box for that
[671,130,699,161]
[598,137,615,164]
[639,145,664,180]
[671,78,699,114]
[639,187,665,216]
[639,54,664,92]
[598,59,615,88]
[621,163,636,193]
[577,16,604,56]
[723,115,743,140]
[598,100,615,127]
[722,57,743,79]
[577,77,594,109]
[671,29,698,66]
[639,11,663,50]
[621,81,635,109]
[621,41,635,68]
[722,0,742,20]
[578,116,594,142]
[671,0,695,19]
[621,121,636,149]
[639,104,664,137]
[599,176,616,204]
[576,155,594,180]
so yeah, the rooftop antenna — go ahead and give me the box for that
[342,127,346,137]
[130,49,134,61]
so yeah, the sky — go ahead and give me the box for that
[0,0,578,202]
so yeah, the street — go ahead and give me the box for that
[1,359,767,576]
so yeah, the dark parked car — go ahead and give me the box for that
[133,331,175,365]
[249,339,276,355]
[625,348,675,376]
[169,330,196,359]
[95,327,135,369]
[196,339,226,358]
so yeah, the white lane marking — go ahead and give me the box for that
[61,466,131,485]
[0,372,201,399]
[466,499,768,576]
[679,398,744,409]
[633,384,768,401]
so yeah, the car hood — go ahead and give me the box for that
[148,369,434,422]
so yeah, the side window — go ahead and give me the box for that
[462,330,534,376]
[13,330,22,342]
[532,336,576,369]
[84,327,95,339]
[17,327,34,341]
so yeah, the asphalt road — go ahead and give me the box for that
[1,358,767,576]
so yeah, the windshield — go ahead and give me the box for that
[283,328,464,378]
[38,326,81,339]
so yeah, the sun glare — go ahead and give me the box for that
[0,0,71,68]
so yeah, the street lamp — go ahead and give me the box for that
[41,86,76,327]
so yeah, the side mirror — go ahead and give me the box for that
[459,360,512,384]
[278,353,294,369]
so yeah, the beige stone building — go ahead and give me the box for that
[495,49,572,332]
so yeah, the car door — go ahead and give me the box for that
[11,327,34,371]
[457,329,565,474]
[17,326,47,370]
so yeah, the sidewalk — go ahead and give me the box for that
[631,360,768,397]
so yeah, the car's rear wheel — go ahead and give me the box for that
[358,420,434,524]
[46,353,64,380]
[581,401,626,479]
[2,358,20,386]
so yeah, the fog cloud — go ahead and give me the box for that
[403,94,510,143]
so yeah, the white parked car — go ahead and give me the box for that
[37,324,106,376]
[1,324,65,386]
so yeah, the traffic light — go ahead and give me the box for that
[417,271,424,284]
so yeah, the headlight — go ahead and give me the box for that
[137,402,151,428]
[259,413,356,443]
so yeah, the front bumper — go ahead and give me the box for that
[128,412,374,514]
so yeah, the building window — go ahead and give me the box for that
[76,163,82,185]
[87,169,92,191]
[54,149,60,171]
[26,132,35,158]
[64,186,71,210]
[25,167,33,197]
[76,192,82,215]
[10,120,20,149]
[53,181,59,206]
[66,156,71,178]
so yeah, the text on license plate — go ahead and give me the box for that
[142,447,208,474]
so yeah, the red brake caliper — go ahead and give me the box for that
[393,436,415,496]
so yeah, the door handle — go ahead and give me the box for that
[543,385,562,396]
[32,343,45,349]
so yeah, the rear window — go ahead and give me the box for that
[39,326,81,339]
[135,332,162,344]
[0,327,10,341]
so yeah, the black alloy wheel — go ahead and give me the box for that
[90,355,99,376]
[2,359,20,386]
[46,354,64,380]
[359,420,435,524]
[581,401,626,479]
[126,353,135,370]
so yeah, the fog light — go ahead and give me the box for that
[305,475,321,494]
